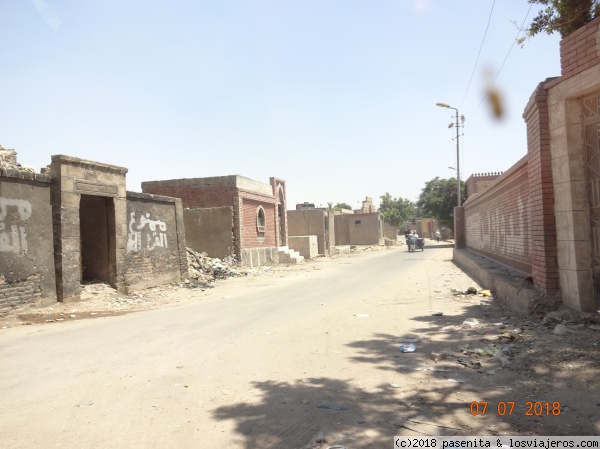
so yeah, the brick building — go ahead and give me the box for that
[142,175,288,266]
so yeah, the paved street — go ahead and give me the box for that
[1,243,598,448]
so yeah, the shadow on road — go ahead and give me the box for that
[213,297,599,447]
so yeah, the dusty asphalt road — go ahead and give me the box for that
[1,244,598,448]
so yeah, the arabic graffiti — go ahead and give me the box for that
[0,198,31,254]
[127,211,168,253]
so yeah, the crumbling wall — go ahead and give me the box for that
[125,192,188,291]
[183,207,234,259]
[0,171,56,315]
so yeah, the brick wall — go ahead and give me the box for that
[524,83,559,293]
[142,181,238,209]
[464,157,531,274]
[240,196,277,248]
[560,15,600,79]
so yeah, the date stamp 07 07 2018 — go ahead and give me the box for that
[469,401,561,417]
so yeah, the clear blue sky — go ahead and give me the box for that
[1,0,561,209]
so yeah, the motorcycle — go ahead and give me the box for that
[415,237,425,251]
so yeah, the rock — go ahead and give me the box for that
[431,352,447,362]
[554,324,569,335]
[466,287,477,295]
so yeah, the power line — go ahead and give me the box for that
[467,3,533,120]
[458,0,496,110]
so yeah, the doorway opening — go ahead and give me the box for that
[79,195,115,285]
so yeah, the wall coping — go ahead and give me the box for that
[463,154,528,208]
[51,154,128,175]
[0,169,52,183]
[126,190,178,204]
[142,175,275,197]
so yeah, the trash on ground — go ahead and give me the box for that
[442,325,460,331]
[399,344,417,353]
[354,314,370,318]
[75,401,93,407]
[430,352,447,362]
[394,334,421,343]
[431,311,443,316]
[480,289,491,296]
[462,318,479,328]
[317,404,349,410]
[446,378,466,383]
[390,382,401,388]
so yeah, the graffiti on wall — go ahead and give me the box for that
[0,198,31,254]
[127,211,168,253]
[466,193,528,260]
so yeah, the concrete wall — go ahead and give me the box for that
[383,223,398,241]
[335,213,383,246]
[288,235,318,259]
[184,207,234,259]
[287,209,327,254]
[0,171,56,315]
[240,247,278,267]
[125,192,188,291]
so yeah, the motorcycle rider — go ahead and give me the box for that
[435,229,441,242]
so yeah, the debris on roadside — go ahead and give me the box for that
[186,247,247,283]
[399,344,417,353]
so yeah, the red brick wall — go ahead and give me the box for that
[524,83,559,293]
[560,15,600,79]
[464,157,531,274]
[141,182,237,209]
[240,196,276,248]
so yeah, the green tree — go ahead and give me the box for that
[519,0,600,42]
[417,177,465,231]
[334,202,352,210]
[378,193,415,228]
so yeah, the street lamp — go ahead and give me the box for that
[436,102,462,207]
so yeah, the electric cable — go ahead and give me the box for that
[458,0,496,110]
[467,3,533,119]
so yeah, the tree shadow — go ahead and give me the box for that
[212,299,600,448]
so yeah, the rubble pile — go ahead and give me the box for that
[186,247,245,282]
[0,146,35,173]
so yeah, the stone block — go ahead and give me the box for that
[288,236,318,259]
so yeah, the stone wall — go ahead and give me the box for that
[0,170,56,315]
[125,192,187,291]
